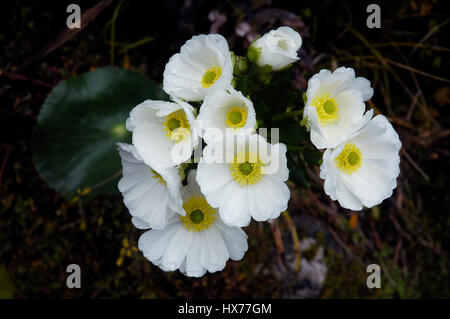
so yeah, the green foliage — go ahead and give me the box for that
[32,67,165,200]
[247,42,261,63]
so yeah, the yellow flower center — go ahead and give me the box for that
[163,109,190,142]
[230,152,263,187]
[335,143,363,174]
[201,66,222,88]
[311,93,339,126]
[179,196,216,232]
[150,168,166,186]
[225,106,248,129]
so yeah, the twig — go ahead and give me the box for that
[88,169,122,191]
[406,91,421,121]
[388,213,414,244]
[409,18,450,57]
[392,237,402,267]
[369,219,383,251]
[269,220,286,270]
[401,149,430,182]
[384,58,450,83]
[0,145,12,191]
[0,70,53,88]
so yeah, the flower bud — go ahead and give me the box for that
[233,55,249,74]
[249,26,302,71]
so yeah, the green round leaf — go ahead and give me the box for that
[32,67,165,200]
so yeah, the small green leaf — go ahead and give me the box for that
[302,93,308,104]
[300,116,310,129]
[247,44,262,63]
[32,67,164,200]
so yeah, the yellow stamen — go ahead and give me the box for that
[225,106,248,129]
[151,168,166,186]
[311,93,339,126]
[201,66,222,88]
[230,152,263,187]
[335,143,363,174]
[179,197,216,232]
[163,109,190,142]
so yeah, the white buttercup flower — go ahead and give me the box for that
[138,170,248,277]
[117,143,184,230]
[127,98,199,170]
[197,134,290,227]
[163,34,233,101]
[320,115,401,211]
[303,67,374,149]
[197,88,257,143]
[249,26,302,71]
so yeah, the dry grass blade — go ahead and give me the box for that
[282,211,301,274]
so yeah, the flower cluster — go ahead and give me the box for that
[303,68,402,210]
[117,26,401,277]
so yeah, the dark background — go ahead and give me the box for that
[0,0,449,298]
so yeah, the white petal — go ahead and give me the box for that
[319,115,401,210]
[253,26,302,70]
[138,223,179,263]
[161,225,193,271]
[183,236,207,277]
[203,227,229,273]
[196,159,233,196]
[131,217,151,230]
[163,34,233,101]
[352,77,374,101]
[214,221,248,261]
[305,68,375,149]
[133,123,176,169]
[117,143,179,229]
[218,181,251,227]
[198,88,256,143]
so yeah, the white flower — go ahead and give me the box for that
[197,88,257,143]
[163,34,233,101]
[320,115,401,211]
[138,170,248,277]
[126,98,199,170]
[303,67,374,149]
[117,143,184,230]
[249,26,302,71]
[197,134,290,227]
